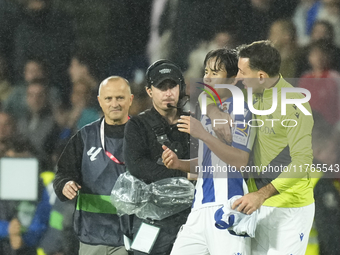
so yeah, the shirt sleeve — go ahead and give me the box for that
[22,188,51,247]
[271,103,314,193]
[53,131,83,201]
[124,118,186,183]
[0,220,9,238]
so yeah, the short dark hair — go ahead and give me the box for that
[309,39,335,69]
[237,40,281,77]
[203,48,238,78]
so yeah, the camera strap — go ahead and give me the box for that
[140,109,171,146]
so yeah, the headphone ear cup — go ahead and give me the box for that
[179,78,186,99]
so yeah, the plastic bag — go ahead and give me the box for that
[111,172,194,220]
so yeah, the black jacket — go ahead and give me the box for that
[53,118,128,246]
[124,107,189,184]
[123,107,191,254]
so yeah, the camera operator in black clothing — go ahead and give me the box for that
[123,60,192,255]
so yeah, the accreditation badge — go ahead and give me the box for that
[131,222,161,254]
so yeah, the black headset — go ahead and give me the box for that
[145,59,186,99]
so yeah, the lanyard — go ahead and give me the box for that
[100,118,125,165]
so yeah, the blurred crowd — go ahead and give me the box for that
[0,0,340,254]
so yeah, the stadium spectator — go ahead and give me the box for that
[17,79,59,170]
[296,20,340,77]
[311,20,335,42]
[298,40,340,125]
[317,0,340,47]
[268,19,299,79]
[54,78,100,152]
[4,58,52,119]
[64,79,99,130]
[293,0,320,46]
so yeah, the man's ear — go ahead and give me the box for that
[129,94,134,106]
[97,96,101,107]
[258,71,269,84]
[146,87,152,98]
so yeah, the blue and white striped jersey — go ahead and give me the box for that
[192,97,255,210]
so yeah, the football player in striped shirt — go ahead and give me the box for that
[162,48,255,255]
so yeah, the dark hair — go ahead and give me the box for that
[309,39,335,69]
[237,40,281,77]
[203,48,238,78]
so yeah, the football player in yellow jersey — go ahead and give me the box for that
[232,40,314,255]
